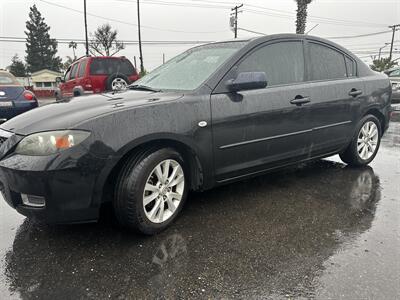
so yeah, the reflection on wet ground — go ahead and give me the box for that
[0,123,399,299]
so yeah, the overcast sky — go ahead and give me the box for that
[0,0,399,71]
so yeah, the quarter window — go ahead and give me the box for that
[237,41,305,86]
[345,56,356,77]
[78,59,88,78]
[309,43,347,80]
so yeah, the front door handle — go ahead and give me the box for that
[349,89,362,97]
[290,96,311,106]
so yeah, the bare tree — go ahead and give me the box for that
[295,0,313,34]
[89,24,125,56]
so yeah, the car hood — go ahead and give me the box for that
[1,90,184,135]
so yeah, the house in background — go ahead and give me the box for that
[30,69,62,98]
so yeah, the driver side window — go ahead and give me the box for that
[237,41,305,86]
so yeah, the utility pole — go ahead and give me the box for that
[388,24,400,61]
[84,0,89,56]
[137,0,144,75]
[231,4,243,39]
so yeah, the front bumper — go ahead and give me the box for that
[0,129,111,224]
[0,163,100,223]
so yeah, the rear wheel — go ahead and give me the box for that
[113,148,188,235]
[340,115,381,166]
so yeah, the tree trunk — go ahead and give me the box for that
[296,1,309,34]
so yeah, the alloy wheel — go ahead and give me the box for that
[357,121,379,160]
[142,159,185,223]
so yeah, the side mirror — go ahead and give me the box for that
[226,72,267,92]
[55,76,64,84]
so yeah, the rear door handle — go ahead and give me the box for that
[290,96,311,106]
[349,89,362,97]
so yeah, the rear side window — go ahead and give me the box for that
[309,43,347,81]
[237,41,305,86]
[90,58,136,76]
[69,63,79,80]
[345,56,356,77]
[77,59,88,78]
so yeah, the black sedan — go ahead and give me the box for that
[0,70,38,123]
[0,34,392,234]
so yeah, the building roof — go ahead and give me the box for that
[31,69,63,77]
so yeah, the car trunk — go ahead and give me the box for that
[0,86,24,101]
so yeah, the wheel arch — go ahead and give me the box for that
[98,135,205,205]
[363,107,385,134]
[72,86,84,97]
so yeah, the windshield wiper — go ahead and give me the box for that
[129,84,161,92]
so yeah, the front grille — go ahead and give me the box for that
[0,128,14,149]
[0,136,8,146]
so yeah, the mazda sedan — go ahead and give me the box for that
[0,34,392,234]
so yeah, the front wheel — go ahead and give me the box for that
[340,115,381,167]
[113,148,188,235]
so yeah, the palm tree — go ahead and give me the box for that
[295,0,313,34]
[68,41,77,60]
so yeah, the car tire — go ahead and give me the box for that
[55,91,61,101]
[113,148,188,235]
[340,114,381,167]
[106,74,130,91]
[73,90,81,97]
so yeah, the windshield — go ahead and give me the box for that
[133,41,246,91]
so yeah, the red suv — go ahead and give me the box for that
[55,56,139,100]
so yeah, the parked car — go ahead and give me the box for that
[55,56,139,100]
[386,67,400,103]
[0,70,38,123]
[0,34,392,235]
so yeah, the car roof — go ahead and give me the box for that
[0,70,14,76]
[0,70,21,86]
[196,33,354,56]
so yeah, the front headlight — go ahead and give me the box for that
[15,130,91,156]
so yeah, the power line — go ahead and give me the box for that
[117,0,231,9]
[242,8,388,29]
[0,37,213,45]
[238,27,266,35]
[326,30,394,39]
[174,0,389,28]
[38,0,227,34]
[244,3,387,28]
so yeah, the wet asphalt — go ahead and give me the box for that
[0,121,399,300]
